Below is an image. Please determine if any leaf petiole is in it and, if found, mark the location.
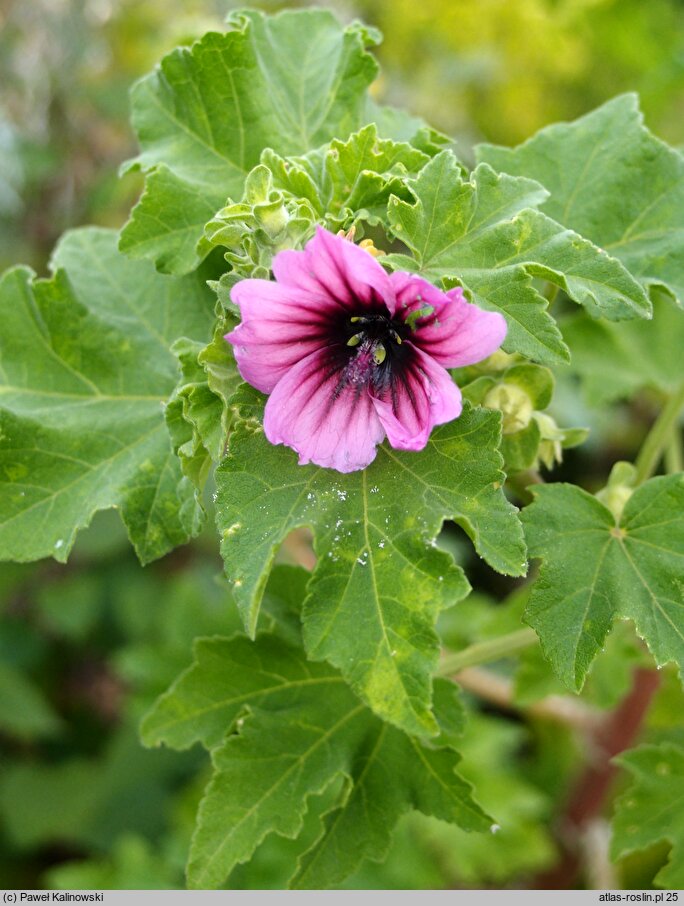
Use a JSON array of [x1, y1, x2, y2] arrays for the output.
[[437, 627, 538, 676], [633, 377, 684, 485]]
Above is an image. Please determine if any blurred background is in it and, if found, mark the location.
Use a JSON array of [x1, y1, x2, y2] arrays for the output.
[[1, 0, 684, 890]]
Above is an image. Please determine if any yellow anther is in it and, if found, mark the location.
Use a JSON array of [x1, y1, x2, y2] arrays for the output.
[[359, 238, 386, 258], [337, 225, 357, 242], [347, 333, 363, 347], [373, 344, 387, 365]]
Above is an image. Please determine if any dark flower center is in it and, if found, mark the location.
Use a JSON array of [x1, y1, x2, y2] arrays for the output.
[[334, 310, 412, 396], [344, 313, 408, 360]]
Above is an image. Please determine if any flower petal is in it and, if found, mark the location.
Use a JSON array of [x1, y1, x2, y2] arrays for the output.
[[370, 346, 462, 451], [227, 280, 334, 393], [272, 226, 393, 312], [263, 348, 385, 472], [391, 272, 507, 367]]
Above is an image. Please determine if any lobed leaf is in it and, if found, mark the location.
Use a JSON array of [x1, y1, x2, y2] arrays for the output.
[[563, 295, 684, 406], [612, 742, 684, 888], [477, 93, 683, 306], [214, 386, 525, 737], [521, 475, 684, 690], [119, 9, 381, 274], [385, 153, 649, 365], [263, 123, 431, 228], [143, 630, 489, 889], [0, 228, 214, 564], [164, 316, 241, 490]]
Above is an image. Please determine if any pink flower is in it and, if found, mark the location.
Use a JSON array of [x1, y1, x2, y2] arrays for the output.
[[225, 227, 507, 472]]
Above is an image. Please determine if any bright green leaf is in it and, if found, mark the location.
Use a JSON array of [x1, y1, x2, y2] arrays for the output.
[[201, 124, 432, 282], [477, 93, 683, 306], [612, 742, 684, 888], [0, 228, 214, 564], [264, 123, 430, 227], [385, 153, 649, 364], [119, 9, 380, 274], [165, 315, 240, 491], [522, 475, 684, 691], [215, 387, 525, 736]]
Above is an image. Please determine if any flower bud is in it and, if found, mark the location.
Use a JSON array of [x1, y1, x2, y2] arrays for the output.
[[596, 461, 636, 521], [483, 382, 533, 434], [254, 199, 290, 238]]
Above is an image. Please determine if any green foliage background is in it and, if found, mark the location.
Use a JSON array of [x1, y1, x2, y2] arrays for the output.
[[1, 0, 683, 891]]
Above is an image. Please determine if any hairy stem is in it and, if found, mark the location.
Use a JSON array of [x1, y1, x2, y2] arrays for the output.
[[454, 666, 600, 731], [634, 379, 684, 485], [438, 627, 538, 675]]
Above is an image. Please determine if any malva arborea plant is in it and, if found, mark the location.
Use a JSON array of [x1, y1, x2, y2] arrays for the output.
[[1, 6, 684, 892], [227, 226, 506, 471]]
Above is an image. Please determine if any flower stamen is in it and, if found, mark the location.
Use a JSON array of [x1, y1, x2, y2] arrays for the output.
[[373, 344, 387, 365]]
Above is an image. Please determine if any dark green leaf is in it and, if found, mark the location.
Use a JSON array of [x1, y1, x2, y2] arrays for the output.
[[522, 475, 684, 690], [612, 741, 684, 888], [0, 228, 213, 563], [215, 388, 525, 736], [142, 632, 489, 889]]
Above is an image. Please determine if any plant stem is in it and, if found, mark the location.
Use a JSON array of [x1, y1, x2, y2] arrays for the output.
[[438, 627, 538, 675], [454, 666, 599, 731], [634, 379, 684, 485], [533, 667, 661, 889], [665, 427, 683, 475]]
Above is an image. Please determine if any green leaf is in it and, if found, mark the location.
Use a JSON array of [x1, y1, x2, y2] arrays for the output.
[[119, 9, 380, 274], [522, 475, 684, 691], [385, 153, 649, 364], [165, 339, 221, 490], [0, 727, 191, 850], [45, 834, 180, 891], [477, 93, 684, 306], [375, 714, 556, 887], [289, 698, 480, 890], [144, 632, 489, 889], [363, 98, 452, 156], [264, 123, 430, 228], [0, 228, 214, 564], [215, 388, 525, 736], [141, 633, 340, 753], [563, 295, 684, 405], [514, 621, 645, 710], [0, 662, 62, 740], [612, 742, 684, 888], [200, 164, 319, 280], [201, 125, 431, 282], [501, 420, 542, 473], [165, 316, 240, 491], [118, 167, 218, 276]]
